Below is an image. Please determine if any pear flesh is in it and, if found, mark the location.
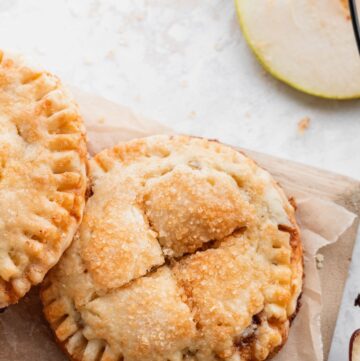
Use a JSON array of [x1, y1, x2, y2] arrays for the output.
[[236, 0, 360, 99]]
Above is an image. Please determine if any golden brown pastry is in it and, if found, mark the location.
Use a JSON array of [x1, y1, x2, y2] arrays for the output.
[[41, 135, 303, 361], [0, 50, 87, 307]]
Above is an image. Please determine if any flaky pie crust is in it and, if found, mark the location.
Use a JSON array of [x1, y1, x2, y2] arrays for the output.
[[41, 135, 303, 361], [0, 50, 87, 307]]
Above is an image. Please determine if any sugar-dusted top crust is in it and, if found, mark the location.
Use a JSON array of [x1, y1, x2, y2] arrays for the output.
[[41, 135, 302, 361], [0, 50, 87, 307]]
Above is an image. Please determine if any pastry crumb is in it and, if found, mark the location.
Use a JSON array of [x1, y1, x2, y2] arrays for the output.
[[180, 80, 188, 88], [244, 112, 251, 119], [297, 117, 310, 134], [97, 117, 106, 124], [315, 253, 324, 269], [188, 111, 197, 119], [105, 50, 115, 60], [134, 12, 145, 21]]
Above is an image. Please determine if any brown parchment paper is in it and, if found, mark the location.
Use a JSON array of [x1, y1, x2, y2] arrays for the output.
[[0, 90, 357, 361]]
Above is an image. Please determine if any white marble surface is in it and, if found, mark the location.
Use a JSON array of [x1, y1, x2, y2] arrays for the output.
[[0, 0, 359, 360], [1, 0, 360, 179]]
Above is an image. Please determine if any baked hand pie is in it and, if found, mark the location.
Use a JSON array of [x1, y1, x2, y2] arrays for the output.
[[0, 50, 87, 307], [41, 135, 303, 361]]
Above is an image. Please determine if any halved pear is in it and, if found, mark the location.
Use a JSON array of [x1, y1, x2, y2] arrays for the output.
[[235, 0, 360, 99]]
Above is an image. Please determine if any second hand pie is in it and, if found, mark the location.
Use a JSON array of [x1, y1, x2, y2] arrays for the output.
[[0, 51, 87, 307], [41, 135, 303, 361]]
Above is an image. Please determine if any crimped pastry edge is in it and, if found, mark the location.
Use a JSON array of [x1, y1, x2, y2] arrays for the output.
[[41, 135, 303, 361]]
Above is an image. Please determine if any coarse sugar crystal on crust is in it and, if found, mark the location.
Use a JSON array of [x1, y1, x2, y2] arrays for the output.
[[0, 50, 87, 307], [41, 135, 303, 361]]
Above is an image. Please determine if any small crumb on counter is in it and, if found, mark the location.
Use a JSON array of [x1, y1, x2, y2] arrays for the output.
[[188, 111, 197, 119], [315, 253, 324, 269], [97, 117, 106, 124], [244, 111, 251, 119], [298, 117, 310, 134], [105, 50, 115, 60], [134, 12, 145, 22]]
